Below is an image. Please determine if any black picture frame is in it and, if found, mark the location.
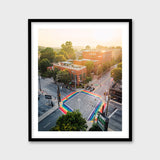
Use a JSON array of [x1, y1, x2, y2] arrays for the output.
[[28, 19, 132, 141]]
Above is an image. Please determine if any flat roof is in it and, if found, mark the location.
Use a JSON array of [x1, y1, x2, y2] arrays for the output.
[[53, 63, 86, 70]]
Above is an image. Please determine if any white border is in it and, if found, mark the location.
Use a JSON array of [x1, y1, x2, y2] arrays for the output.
[[31, 21, 130, 139]]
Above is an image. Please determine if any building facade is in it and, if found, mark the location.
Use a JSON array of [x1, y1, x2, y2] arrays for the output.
[[82, 50, 112, 64], [48, 62, 87, 86]]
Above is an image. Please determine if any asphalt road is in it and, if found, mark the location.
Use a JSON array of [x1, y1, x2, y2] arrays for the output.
[[39, 77, 73, 99], [38, 78, 73, 131], [92, 65, 122, 131], [91, 64, 117, 100], [107, 101, 122, 131], [39, 108, 62, 131]]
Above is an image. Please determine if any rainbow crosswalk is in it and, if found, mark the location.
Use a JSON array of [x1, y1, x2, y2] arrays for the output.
[[59, 90, 106, 121]]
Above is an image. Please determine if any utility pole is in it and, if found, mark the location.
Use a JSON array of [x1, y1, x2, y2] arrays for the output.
[[57, 85, 61, 106], [105, 89, 111, 116], [56, 74, 61, 107], [39, 75, 41, 91]]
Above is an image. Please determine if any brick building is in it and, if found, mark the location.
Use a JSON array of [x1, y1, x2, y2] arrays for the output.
[[82, 50, 112, 64], [48, 62, 87, 86], [73, 59, 99, 73]]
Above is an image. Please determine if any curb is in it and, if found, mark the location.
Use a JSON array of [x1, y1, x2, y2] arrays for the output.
[[38, 103, 59, 123]]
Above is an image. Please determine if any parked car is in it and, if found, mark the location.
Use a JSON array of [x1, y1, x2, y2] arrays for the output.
[[90, 87, 95, 92]]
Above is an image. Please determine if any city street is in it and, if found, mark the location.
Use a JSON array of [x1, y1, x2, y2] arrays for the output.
[[38, 78, 73, 131], [91, 65, 117, 100], [93, 71, 112, 99], [39, 109, 62, 131], [39, 77, 73, 99]]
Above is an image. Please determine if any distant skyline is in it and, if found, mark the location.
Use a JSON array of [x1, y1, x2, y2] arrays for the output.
[[38, 28, 122, 48]]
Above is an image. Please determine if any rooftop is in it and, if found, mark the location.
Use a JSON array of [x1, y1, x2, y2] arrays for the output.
[[75, 59, 98, 62], [83, 49, 112, 53], [53, 62, 86, 70]]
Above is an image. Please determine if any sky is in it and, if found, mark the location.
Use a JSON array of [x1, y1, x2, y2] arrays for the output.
[[38, 28, 122, 48]]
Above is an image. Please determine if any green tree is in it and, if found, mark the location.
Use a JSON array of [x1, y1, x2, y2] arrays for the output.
[[97, 65, 103, 75], [50, 110, 87, 131], [111, 68, 122, 82], [85, 76, 92, 83], [39, 58, 51, 74], [102, 63, 110, 73], [56, 70, 71, 84], [38, 46, 45, 52], [85, 45, 91, 50], [89, 123, 101, 131], [60, 41, 76, 60], [115, 46, 122, 49], [45, 69, 53, 78], [55, 55, 66, 62], [116, 54, 122, 63], [53, 67, 59, 81], [40, 47, 56, 63], [117, 62, 122, 68], [96, 45, 106, 50], [85, 61, 94, 76]]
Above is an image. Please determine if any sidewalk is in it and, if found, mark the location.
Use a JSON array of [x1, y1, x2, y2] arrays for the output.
[[38, 101, 59, 123]]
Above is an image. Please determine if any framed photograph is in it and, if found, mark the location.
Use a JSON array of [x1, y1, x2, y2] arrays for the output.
[[28, 19, 132, 141]]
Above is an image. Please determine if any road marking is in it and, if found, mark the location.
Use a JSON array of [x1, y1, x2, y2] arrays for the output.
[[110, 100, 122, 105], [108, 108, 118, 119], [43, 122, 51, 128]]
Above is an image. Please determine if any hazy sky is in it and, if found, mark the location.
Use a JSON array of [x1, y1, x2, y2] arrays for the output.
[[38, 28, 122, 48]]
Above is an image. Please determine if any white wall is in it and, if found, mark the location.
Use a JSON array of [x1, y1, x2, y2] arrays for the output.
[[0, 0, 160, 160]]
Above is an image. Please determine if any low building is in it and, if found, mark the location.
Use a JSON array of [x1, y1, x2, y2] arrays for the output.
[[109, 82, 122, 103], [73, 59, 99, 73], [82, 50, 112, 64], [50, 62, 87, 86]]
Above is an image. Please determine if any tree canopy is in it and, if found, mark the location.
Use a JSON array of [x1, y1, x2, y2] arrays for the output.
[[85, 76, 92, 83], [117, 62, 122, 68], [56, 69, 71, 84], [50, 110, 87, 131], [111, 68, 122, 82], [60, 41, 76, 60], [89, 123, 101, 131], [96, 45, 107, 50], [55, 55, 66, 62], [102, 63, 110, 72], [97, 65, 103, 75], [39, 58, 51, 74], [85, 61, 94, 76], [40, 47, 56, 63], [52, 67, 59, 81], [85, 45, 91, 50]]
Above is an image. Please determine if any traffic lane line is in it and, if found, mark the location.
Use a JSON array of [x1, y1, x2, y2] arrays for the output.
[[108, 108, 118, 119], [110, 100, 122, 105]]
